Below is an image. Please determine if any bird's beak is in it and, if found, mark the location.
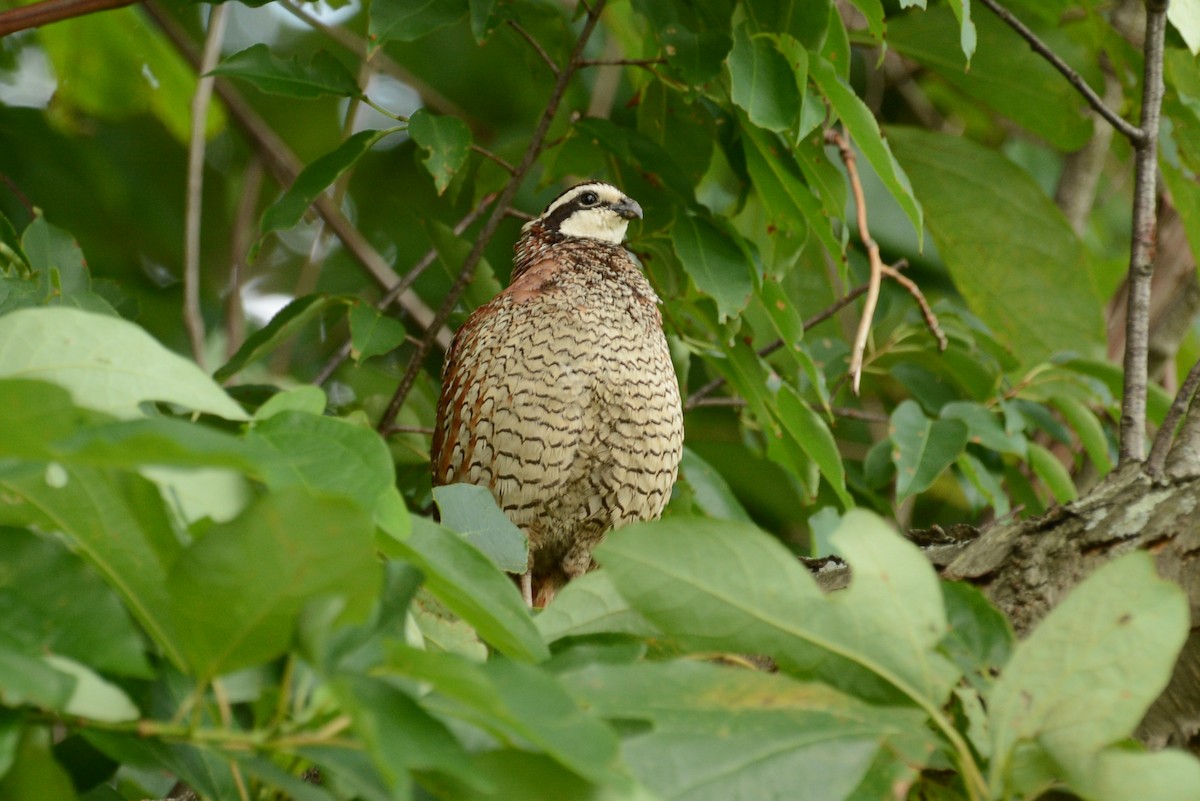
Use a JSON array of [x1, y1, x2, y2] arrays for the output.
[[612, 197, 643, 220]]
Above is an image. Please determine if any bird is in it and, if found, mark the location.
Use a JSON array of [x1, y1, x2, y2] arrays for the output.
[[431, 181, 684, 607]]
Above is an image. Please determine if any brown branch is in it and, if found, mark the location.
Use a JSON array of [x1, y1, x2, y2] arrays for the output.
[[506, 19, 561, 76], [312, 194, 496, 386], [376, 0, 610, 434], [470, 145, 516, 174], [578, 57, 667, 68], [1121, 2, 1168, 465], [880, 263, 947, 352], [225, 158, 263, 358], [1147, 358, 1200, 477], [144, 2, 449, 350], [975, 0, 1143, 144], [0, 0, 136, 36]]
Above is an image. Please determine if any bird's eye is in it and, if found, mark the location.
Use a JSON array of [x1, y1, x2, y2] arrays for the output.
[[579, 191, 599, 206]]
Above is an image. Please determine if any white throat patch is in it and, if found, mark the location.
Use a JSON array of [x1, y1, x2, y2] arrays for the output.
[[556, 208, 630, 243]]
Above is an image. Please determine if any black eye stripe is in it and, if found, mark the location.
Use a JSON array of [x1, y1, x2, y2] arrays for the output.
[[541, 194, 606, 231]]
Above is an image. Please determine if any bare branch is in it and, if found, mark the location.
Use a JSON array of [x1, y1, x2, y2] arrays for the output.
[[376, 1, 612, 433], [1121, 2, 1169, 465], [880, 263, 948, 352], [224, 158, 263, 359], [312, 194, 496, 386], [976, 0, 1143, 143], [578, 57, 666, 68], [182, 5, 229, 369], [0, 0, 136, 36], [470, 144, 516, 174], [1147, 357, 1200, 477], [506, 19, 561, 76]]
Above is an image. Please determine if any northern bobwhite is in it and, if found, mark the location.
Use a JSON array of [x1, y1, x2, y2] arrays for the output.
[[431, 181, 684, 606]]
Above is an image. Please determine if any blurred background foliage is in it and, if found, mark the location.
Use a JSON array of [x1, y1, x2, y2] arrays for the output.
[[2, 0, 1199, 543]]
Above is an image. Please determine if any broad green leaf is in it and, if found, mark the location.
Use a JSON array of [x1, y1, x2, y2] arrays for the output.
[[727, 24, 799, 132], [370, 0, 467, 46], [742, 0, 830, 49], [888, 7, 1095, 150], [0, 641, 74, 711], [889, 400, 969, 501], [957, 452, 1011, 517], [168, 488, 378, 678], [23, 215, 87, 298], [43, 655, 137, 722], [1072, 748, 1200, 801], [810, 55, 923, 244], [740, 122, 842, 257], [0, 727, 76, 801], [0, 465, 186, 668], [939, 581, 1013, 688], [0, 210, 28, 269], [661, 25, 731, 85], [408, 109, 472, 195], [847, 0, 884, 42], [208, 44, 360, 98], [597, 512, 960, 706], [432, 484, 528, 573], [774, 384, 852, 509], [332, 674, 476, 792], [215, 295, 350, 382], [260, 130, 392, 239], [535, 570, 660, 643], [348, 304, 407, 363], [383, 646, 626, 788], [671, 212, 754, 321], [940, 400, 1027, 456], [0, 528, 150, 677], [255, 385, 327, 419], [52, 418, 276, 476], [1169, 0, 1200, 55], [0, 379, 102, 460], [678, 447, 753, 524], [566, 660, 934, 801], [0, 308, 246, 420], [1026, 441, 1077, 503], [250, 410, 396, 514], [946, 0, 977, 62], [381, 518, 549, 662], [988, 553, 1189, 797], [889, 127, 1104, 368], [1049, 394, 1113, 475]]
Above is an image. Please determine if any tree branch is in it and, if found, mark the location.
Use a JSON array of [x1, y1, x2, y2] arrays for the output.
[[376, 0, 611, 434], [1121, 1, 1168, 464], [0, 0, 136, 36], [1147, 357, 1200, 477], [506, 19, 561, 76], [182, 4, 227, 370], [976, 0, 1144, 144]]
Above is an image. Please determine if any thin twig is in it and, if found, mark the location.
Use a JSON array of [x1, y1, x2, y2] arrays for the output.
[[1121, 2, 1168, 465], [975, 0, 1143, 143], [182, 4, 228, 369], [377, 0, 611, 434], [826, 129, 885, 395], [312, 194, 495, 385], [1146, 357, 1200, 477], [225, 158, 263, 358], [470, 144, 516, 174], [388, 425, 436, 435], [0, 0, 136, 35], [880, 263, 947, 352], [506, 19, 561, 76], [145, 2, 449, 349], [578, 57, 667, 68]]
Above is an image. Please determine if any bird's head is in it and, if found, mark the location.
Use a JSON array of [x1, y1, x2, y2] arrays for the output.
[[526, 181, 643, 245]]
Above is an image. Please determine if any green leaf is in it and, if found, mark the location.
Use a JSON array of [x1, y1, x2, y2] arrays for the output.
[[0, 727, 76, 801], [1170, 0, 1200, 55], [432, 484, 528, 573], [208, 44, 361, 98], [0, 308, 246, 420], [939, 581, 1013, 688], [1026, 441, 1077, 503], [0, 379, 103, 460], [1049, 394, 1114, 475], [677, 447, 753, 524], [889, 127, 1104, 367], [383, 646, 626, 788], [946, 0, 977, 62], [348, 304, 407, 363], [987, 553, 1190, 798], [597, 512, 960, 706], [740, 122, 842, 257], [168, 488, 378, 678], [408, 109, 472, 195], [255, 385, 327, 419], [51, 418, 275, 476], [566, 660, 934, 801], [250, 410, 395, 514], [888, 7, 1095, 151], [0, 465, 187, 668], [381, 518, 549, 663], [0, 528, 150, 677], [810, 55, 923, 244], [260, 130, 390, 240], [535, 570, 660, 644], [43, 655, 138, 722], [215, 295, 350, 383], [0, 642, 74, 711], [774, 384, 852, 509], [846, 0, 884, 42], [671, 212, 755, 321], [940, 400, 1027, 457], [726, 24, 799, 132], [370, 0, 467, 46], [889, 400, 969, 501]]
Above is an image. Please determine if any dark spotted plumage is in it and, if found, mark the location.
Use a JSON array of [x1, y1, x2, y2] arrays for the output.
[[431, 182, 684, 606]]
